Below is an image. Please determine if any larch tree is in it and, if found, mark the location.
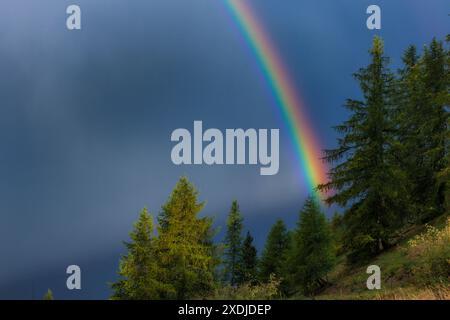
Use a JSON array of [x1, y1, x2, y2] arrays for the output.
[[318, 36, 409, 261], [156, 176, 218, 299], [110, 208, 169, 300]]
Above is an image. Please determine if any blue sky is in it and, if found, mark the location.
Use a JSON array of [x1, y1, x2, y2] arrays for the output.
[[0, 0, 448, 299]]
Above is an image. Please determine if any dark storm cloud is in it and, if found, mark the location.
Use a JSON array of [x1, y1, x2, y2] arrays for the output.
[[0, 0, 448, 298]]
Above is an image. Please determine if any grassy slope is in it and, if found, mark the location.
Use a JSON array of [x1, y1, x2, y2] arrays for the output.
[[313, 214, 449, 300]]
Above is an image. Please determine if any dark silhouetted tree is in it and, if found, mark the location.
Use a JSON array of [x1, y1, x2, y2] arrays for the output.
[[223, 201, 243, 286], [238, 231, 258, 284]]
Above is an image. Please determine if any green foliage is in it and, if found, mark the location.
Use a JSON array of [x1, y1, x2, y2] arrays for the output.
[[206, 275, 281, 300], [238, 231, 258, 284], [395, 38, 449, 222], [223, 201, 244, 286], [111, 177, 218, 300], [156, 176, 218, 299], [43, 289, 54, 300], [111, 208, 170, 300], [259, 219, 290, 283], [318, 36, 449, 260], [319, 36, 403, 256], [287, 197, 335, 295]]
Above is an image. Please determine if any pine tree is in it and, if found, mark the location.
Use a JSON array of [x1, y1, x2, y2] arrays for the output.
[[318, 36, 408, 260], [111, 208, 168, 299], [288, 197, 334, 295], [259, 219, 290, 282], [238, 231, 258, 284], [156, 176, 218, 299], [223, 201, 243, 286], [43, 289, 54, 300]]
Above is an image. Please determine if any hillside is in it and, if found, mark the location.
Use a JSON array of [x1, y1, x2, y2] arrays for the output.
[[314, 214, 450, 300]]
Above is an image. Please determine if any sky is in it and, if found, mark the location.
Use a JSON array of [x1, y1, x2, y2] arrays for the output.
[[0, 0, 448, 299]]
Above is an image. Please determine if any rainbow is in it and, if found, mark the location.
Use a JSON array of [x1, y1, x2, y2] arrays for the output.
[[223, 0, 327, 198]]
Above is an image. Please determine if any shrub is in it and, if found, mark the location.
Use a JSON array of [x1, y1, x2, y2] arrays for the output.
[[206, 275, 281, 300], [406, 217, 450, 284]]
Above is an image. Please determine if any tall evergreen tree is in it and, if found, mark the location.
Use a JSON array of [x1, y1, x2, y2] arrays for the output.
[[394, 44, 423, 221], [417, 38, 448, 218], [288, 197, 335, 295], [157, 177, 218, 299], [396, 38, 449, 221], [111, 208, 168, 300], [318, 36, 408, 260], [259, 219, 290, 282], [223, 201, 243, 286], [238, 231, 258, 284]]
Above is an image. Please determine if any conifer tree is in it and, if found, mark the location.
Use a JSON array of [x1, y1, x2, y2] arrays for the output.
[[393, 44, 422, 221], [318, 36, 408, 260], [111, 208, 168, 300], [156, 177, 218, 299], [238, 231, 258, 284], [223, 201, 243, 286], [396, 38, 449, 221], [288, 197, 334, 295], [43, 289, 54, 300], [416, 38, 448, 219], [259, 219, 290, 282]]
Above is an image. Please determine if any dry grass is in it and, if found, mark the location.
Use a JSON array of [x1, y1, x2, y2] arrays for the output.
[[375, 285, 450, 300], [316, 216, 450, 300]]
